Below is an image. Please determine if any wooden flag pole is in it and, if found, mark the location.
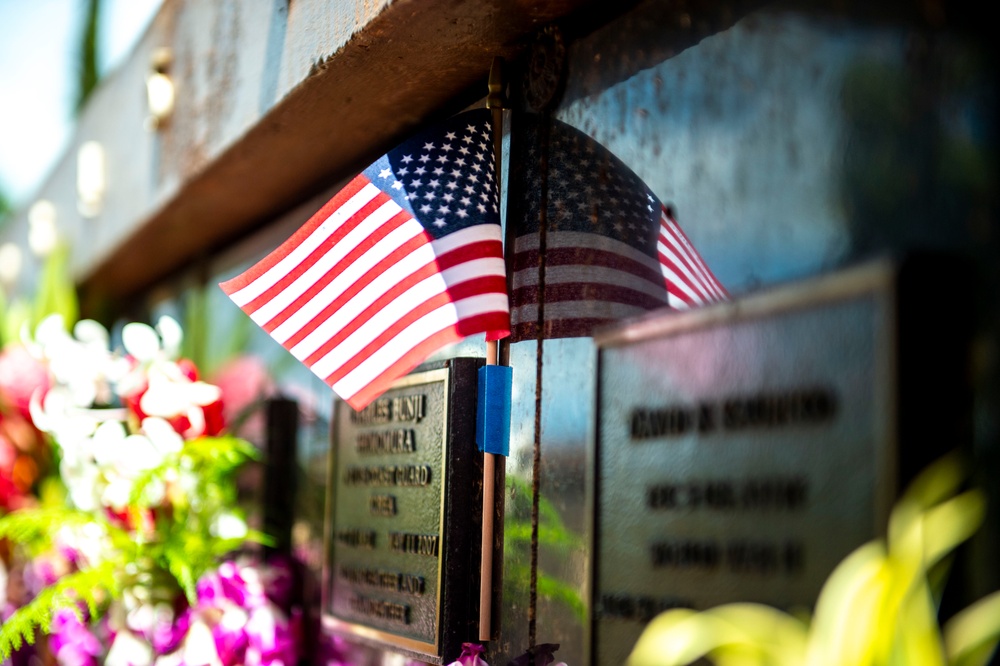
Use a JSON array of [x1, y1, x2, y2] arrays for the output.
[[480, 56, 506, 642]]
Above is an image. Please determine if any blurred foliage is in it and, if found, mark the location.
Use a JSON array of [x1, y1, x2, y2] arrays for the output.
[[505, 474, 587, 623], [627, 454, 1000, 666], [0, 186, 10, 230], [0, 244, 78, 348], [0, 436, 261, 659], [75, 0, 102, 114]]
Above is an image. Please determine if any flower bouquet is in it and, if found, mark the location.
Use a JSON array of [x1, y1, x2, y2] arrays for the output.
[[0, 314, 298, 666]]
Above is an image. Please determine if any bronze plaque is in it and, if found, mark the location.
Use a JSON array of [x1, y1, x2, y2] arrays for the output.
[[323, 358, 483, 663], [590, 261, 908, 665]]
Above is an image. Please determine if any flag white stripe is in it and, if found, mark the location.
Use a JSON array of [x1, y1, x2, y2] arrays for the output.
[[657, 239, 716, 304], [661, 214, 725, 300], [310, 258, 507, 380], [250, 198, 403, 327], [667, 293, 691, 310], [271, 217, 424, 343], [333, 292, 510, 400], [433, 223, 503, 253], [512, 264, 669, 303], [229, 183, 381, 306]]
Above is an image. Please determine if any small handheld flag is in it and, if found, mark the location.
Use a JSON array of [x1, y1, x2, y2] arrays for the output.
[[221, 110, 511, 410]]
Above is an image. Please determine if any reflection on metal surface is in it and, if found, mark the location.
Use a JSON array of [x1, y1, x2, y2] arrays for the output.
[[523, 25, 567, 113], [323, 360, 483, 664], [507, 115, 726, 343], [590, 261, 902, 665]]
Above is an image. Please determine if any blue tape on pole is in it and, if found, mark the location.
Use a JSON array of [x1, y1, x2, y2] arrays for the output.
[[476, 365, 512, 456]]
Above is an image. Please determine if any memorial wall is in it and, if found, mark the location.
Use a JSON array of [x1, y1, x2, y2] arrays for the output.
[[38, 0, 992, 664]]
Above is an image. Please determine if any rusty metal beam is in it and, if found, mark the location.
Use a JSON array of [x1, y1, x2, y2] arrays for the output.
[[79, 0, 595, 314]]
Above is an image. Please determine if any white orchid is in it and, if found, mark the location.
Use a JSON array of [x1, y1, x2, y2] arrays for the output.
[[29, 315, 124, 408]]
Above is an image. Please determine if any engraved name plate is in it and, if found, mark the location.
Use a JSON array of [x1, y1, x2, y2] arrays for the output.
[[323, 358, 483, 663], [589, 258, 966, 665]]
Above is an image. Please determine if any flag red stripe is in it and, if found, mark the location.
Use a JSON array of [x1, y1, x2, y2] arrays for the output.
[[661, 210, 728, 299], [511, 317, 617, 342], [658, 238, 716, 304], [219, 176, 370, 297], [513, 247, 662, 286], [512, 283, 666, 311], [658, 250, 716, 306], [343, 311, 508, 410], [260, 207, 411, 333], [322, 276, 509, 387], [294, 238, 504, 362], [665, 279, 698, 307]]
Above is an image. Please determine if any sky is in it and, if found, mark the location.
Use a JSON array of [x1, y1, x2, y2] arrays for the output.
[[0, 0, 162, 207]]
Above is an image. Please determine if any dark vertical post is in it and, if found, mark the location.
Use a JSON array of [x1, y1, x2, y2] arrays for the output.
[[264, 396, 299, 556]]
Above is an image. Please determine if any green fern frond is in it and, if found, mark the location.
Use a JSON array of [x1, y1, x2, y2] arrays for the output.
[[0, 560, 121, 662], [0, 508, 99, 554]]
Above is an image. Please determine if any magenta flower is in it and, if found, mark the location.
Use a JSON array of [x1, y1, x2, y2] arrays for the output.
[[150, 606, 191, 655], [49, 607, 102, 666], [259, 556, 295, 610], [244, 603, 296, 666], [208, 605, 250, 666], [197, 560, 251, 608], [448, 642, 488, 666]]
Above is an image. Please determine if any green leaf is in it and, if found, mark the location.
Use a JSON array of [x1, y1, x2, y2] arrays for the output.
[[946, 590, 1000, 666]]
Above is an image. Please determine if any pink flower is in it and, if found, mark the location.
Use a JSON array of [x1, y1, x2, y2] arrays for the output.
[[0, 345, 50, 419], [210, 356, 274, 444]]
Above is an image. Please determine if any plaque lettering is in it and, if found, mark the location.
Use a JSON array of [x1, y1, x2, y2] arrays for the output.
[[722, 388, 836, 430], [650, 538, 806, 574], [350, 398, 393, 426], [369, 494, 397, 516], [631, 407, 694, 440], [598, 593, 693, 622], [339, 565, 426, 596], [336, 529, 377, 549], [650, 540, 720, 569], [646, 477, 809, 511], [388, 532, 440, 557], [630, 389, 838, 442], [356, 429, 416, 455], [349, 596, 410, 624], [726, 539, 805, 575], [392, 394, 426, 423], [344, 464, 432, 486]]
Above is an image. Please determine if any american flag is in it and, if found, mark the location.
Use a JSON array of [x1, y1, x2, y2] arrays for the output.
[[508, 116, 727, 342], [220, 110, 510, 410]]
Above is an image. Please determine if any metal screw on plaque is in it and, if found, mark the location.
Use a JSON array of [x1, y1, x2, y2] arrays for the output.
[[523, 24, 567, 113]]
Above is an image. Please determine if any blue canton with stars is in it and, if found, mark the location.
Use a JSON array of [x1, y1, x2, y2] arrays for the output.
[[509, 115, 664, 259], [362, 109, 500, 240]]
